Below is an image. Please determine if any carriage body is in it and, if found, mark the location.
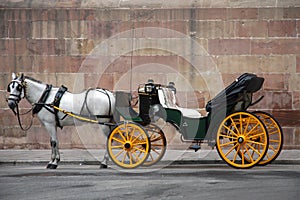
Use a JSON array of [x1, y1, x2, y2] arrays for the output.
[[109, 73, 283, 169]]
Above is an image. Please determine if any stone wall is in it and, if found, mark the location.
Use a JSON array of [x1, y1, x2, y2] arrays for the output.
[[0, 0, 300, 149]]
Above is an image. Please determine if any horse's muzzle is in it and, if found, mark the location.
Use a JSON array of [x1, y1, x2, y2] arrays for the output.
[[7, 100, 17, 115]]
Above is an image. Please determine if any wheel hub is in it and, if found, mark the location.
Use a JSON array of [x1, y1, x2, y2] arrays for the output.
[[238, 136, 245, 144], [124, 142, 131, 150]]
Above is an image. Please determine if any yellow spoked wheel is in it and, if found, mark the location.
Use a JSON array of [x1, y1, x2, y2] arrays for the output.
[[143, 124, 167, 167], [107, 122, 150, 169], [216, 112, 269, 169], [252, 111, 283, 165]]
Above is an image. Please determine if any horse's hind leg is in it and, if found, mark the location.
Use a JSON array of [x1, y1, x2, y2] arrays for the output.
[[100, 151, 109, 169], [99, 125, 111, 169]]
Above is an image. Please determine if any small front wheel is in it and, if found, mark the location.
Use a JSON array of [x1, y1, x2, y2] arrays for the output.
[[107, 122, 150, 169], [216, 112, 269, 169]]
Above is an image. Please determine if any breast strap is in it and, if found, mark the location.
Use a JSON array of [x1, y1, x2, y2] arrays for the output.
[[53, 85, 68, 129]]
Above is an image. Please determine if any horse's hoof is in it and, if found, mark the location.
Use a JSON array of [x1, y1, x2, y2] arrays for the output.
[[100, 163, 107, 169], [46, 164, 58, 169]]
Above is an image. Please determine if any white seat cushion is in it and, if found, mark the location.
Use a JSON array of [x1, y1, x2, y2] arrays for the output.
[[158, 88, 202, 118]]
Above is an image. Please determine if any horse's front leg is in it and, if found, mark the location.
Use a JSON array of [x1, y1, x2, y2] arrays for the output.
[[44, 123, 60, 169], [47, 139, 60, 169]]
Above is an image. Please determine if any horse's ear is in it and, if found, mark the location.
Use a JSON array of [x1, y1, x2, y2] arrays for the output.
[[12, 73, 16, 80], [20, 73, 24, 80]]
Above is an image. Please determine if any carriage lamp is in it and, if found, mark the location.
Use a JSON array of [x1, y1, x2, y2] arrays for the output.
[[145, 79, 155, 93], [145, 84, 153, 93]]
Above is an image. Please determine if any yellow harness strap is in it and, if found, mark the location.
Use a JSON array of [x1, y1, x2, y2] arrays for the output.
[[52, 105, 99, 124]]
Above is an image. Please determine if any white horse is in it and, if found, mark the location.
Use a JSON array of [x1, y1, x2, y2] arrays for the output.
[[7, 73, 115, 169]]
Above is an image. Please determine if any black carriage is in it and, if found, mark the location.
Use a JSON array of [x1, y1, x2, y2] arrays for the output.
[[107, 73, 283, 169]]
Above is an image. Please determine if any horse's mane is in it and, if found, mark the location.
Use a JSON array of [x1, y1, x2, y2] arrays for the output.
[[24, 76, 43, 84]]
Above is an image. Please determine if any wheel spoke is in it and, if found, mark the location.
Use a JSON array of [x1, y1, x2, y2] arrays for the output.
[[223, 124, 239, 137], [244, 123, 260, 137], [114, 149, 125, 159], [239, 114, 244, 135], [122, 152, 127, 163], [150, 135, 163, 142], [224, 143, 239, 157], [150, 148, 161, 155], [246, 143, 262, 157], [131, 132, 144, 143], [128, 152, 133, 165], [117, 130, 127, 142], [112, 136, 125, 144], [111, 145, 124, 149], [265, 152, 271, 159], [148, 153, 154, 161], [233, 145, 241, 163], [220, 140, 236, 147], [243, 117, 251, 135], [269, 139, 280, 143], [247, 140, 266, 146], [229, 117, 240, 135], [219, 133, 238, 140], [129, 127, 136, 141], [240, 145, 245, 165], [133, 146, 147, 153], [132, 140, 148, 145], [244, 147, 254, 163], [132, 151, 140, 163], [268, 145, 277, 152]]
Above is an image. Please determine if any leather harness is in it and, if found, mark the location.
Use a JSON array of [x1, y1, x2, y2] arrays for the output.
[[32, 85, 67, 129], [33, 86, 113, 129], [32, 84, 52, 115], [53, 85, 68, 128]]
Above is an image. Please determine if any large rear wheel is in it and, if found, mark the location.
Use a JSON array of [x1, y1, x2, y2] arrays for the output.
[[107, 122, 150, 169], [216, 112, 269, 169], [253, 111, 283, 165]]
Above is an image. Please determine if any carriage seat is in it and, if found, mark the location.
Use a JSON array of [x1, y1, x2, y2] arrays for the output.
[[158, 88, 202, 118]]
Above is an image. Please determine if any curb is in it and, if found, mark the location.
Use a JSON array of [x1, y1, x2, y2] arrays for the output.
[[1, 159, 300, 167]]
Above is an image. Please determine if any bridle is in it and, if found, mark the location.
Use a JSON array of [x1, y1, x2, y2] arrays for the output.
[[7, 79, 26, 104], [7, 78, 33, 131]]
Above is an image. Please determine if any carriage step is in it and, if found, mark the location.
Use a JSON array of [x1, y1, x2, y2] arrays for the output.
[[189, 144, 201, 152]]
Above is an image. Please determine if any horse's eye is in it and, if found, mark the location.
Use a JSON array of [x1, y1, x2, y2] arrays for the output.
[[7, 84, 11, 92], [17, 85, 22, 91]]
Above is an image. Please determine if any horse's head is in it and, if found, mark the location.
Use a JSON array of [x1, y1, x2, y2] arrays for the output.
[[7, 73, 26, 114]]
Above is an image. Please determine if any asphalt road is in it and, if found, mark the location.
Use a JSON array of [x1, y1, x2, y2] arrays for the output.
[[0, 164, 299, 200]]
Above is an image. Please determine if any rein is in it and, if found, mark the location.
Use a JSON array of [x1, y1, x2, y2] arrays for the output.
[[15, 104, 34, 131]]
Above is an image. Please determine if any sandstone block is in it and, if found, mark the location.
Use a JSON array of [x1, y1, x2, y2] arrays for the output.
[[235, 21, 268, 37], [251, 39, 300, 55], [263, 74, 288, 91], [288, 73, 300, 91], [227, 8, 258, 20], [283, 7, 300, 19], [208, 39, 250, 55], [258, 8, 284, 20], [268, 20, 297, 37]]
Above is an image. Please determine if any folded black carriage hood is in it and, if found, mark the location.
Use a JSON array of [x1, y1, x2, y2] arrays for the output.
[[205, 73, 264, 112]]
